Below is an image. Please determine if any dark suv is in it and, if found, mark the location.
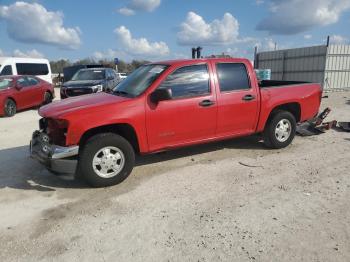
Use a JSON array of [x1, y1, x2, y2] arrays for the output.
[[60, 68, 119, 99]]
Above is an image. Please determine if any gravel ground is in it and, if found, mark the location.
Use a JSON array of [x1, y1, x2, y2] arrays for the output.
[[0, 89, 349, 262]]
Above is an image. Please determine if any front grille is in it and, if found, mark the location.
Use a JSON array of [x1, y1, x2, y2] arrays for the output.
[[66, 87, 93, 97]]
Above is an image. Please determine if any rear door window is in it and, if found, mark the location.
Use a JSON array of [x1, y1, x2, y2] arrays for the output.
[[216, 63, 250, 92], [17, 77, 29, 87], [0, 65, 13, 76], [26, 76, 40, 86], [158, 64, 210, 98]]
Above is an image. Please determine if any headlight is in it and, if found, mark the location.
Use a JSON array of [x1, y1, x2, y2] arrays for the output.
[[91, 85, 103, 92]]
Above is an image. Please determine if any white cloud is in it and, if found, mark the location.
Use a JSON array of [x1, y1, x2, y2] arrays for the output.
[[0, 1, 81, 49], [177, 12, 240, 46], [254, 38, 277, 51], [117, 7, 135, 16], [257, 0, 350, 35], [0, 49, 45, 58], [13, 49, 45, 58], [304, 34, 313, 39], [114, 26, 169, 57], [118, 0, 161, 15], [225, 47, 239, 56], [330, 34, 348, 44], [93, 49, 128, 60]]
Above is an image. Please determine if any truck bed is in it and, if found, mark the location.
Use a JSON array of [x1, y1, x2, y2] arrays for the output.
[[259, 80, 311, 88]]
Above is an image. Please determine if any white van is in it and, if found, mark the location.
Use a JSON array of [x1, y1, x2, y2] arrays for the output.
[[0, 57, 52, 83]]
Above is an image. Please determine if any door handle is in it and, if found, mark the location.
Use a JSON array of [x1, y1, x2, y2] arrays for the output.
[[242, 94, 255, 101], [199, 100, 215, 107]]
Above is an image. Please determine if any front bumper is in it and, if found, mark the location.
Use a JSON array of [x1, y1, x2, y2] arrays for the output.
[[30, 131, 79, 174]]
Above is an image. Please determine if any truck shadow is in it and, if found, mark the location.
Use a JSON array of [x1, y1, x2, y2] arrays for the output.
[[0, 146, 86, 191], [0, 135, 266, 192], [136, 135, 266, 166]]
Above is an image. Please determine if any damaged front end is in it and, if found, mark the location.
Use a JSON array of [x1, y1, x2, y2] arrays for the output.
[[30, 118, 79, 174]]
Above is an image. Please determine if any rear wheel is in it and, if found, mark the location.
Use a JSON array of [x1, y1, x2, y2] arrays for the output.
[[4, 99, 16, 117], [77, 133, 135, 187], [263, 110, 296, 149], [43, 91, 53, 105]]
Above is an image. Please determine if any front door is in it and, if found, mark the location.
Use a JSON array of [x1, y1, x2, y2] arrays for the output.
[[146, 64, 217, 152]]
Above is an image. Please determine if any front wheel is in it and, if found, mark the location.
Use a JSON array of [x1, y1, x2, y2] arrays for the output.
[[263, 110, 296, 149], [77, 133, 135, 187], [4, 99, 16, 117]]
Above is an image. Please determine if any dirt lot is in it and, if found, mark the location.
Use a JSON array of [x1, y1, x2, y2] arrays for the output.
[[0, 89, 349, 262]]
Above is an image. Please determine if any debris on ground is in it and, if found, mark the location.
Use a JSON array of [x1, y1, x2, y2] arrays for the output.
[[238, 162, 263, 168], [296, 107, 337, 136], [337, 122, 350, 132]]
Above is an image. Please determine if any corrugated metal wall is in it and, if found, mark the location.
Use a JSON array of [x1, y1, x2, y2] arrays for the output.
[[256, 45, 327, 84], [324, 45, 350, 89]]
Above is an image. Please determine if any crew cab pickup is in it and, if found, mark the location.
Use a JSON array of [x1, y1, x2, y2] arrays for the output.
[[30, 58, 322, 187]]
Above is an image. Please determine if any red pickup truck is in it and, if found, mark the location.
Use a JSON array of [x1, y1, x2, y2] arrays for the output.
[[30, 58, 322, 187]]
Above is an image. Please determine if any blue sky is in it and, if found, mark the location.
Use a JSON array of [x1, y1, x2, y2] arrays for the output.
[[0, 0, 349, 61]]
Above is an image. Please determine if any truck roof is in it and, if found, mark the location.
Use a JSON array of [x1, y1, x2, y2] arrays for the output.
[[154, 57, 252, 66]]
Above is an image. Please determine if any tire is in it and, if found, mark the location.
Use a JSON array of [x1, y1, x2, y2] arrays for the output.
[[77, 133, 135, 187], [4, 99, 16, 117], [43, 91, 53, 105], [263, 110, 296, 149]]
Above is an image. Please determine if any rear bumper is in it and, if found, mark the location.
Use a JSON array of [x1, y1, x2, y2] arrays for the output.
[[30, 131, 79, 174]]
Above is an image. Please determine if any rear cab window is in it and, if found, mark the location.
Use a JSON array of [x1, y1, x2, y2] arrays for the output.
[[158, 64, 210, 99], [216, 63, 251, 92]]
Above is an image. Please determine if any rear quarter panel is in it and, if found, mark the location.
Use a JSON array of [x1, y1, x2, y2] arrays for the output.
[[257, 83, 321, 132]]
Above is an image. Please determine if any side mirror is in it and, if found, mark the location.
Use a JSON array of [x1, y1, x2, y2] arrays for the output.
[[150, 88, 172, 103]]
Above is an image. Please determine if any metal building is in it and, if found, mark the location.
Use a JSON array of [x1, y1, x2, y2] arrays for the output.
[[255, 44, 350, 90]]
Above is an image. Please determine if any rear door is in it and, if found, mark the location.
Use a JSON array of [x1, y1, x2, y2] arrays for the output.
[[213, 62, 259, 136], [146, 63, 217, 151], [26, 77, 44, 104], [14, 77, 42, 108]]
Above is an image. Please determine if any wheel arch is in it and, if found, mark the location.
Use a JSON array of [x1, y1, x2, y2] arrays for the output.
[[6, 96, 17, 105], [79, 123, 140, 154], [264, 102, 301, 128]]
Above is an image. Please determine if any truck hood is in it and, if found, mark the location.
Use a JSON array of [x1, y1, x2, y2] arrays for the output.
[[39, 93, 129, 118], [63, 79, 104, 88]]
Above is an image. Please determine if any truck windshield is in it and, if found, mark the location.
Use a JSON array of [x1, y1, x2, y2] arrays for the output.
[[113, 64, 167, 97], [71, 69, 105, 81], [0, 78, 13, 90]]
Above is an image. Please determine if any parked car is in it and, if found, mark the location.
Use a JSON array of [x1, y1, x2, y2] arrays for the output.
[[30, 58, 322, 187], [0, 75, 54, 117], [60, 68, 119, 99], [63, 64, 104, 83], [116, 72, 128, 81], [0, 57, 52, 84]]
